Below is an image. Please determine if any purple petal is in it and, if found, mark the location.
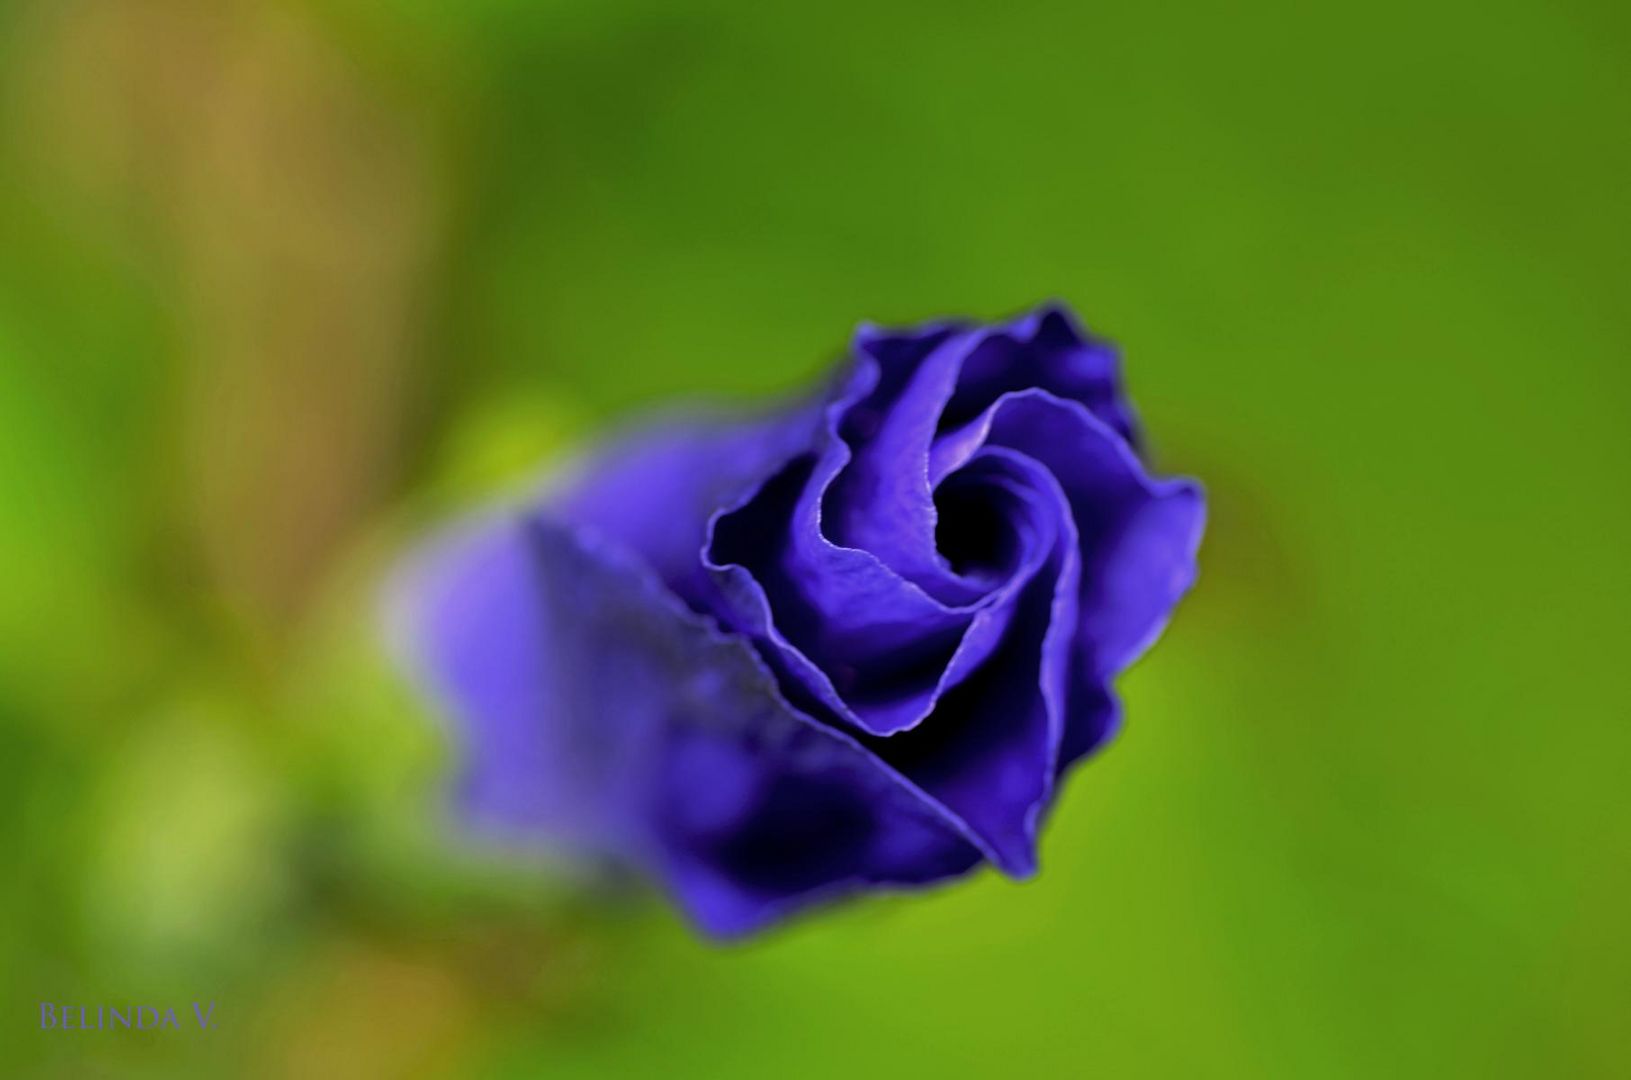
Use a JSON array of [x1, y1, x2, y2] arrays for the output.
[[939, 303, 1141, 449], [552, 404, 821, 606], [980, 393, 1204, 679], [400, 508, 985, 937], [395, 512, 648, 855], [825, 327, 991, 604], [856, 447, 1081, 874], [931, 389, 1204, 763]]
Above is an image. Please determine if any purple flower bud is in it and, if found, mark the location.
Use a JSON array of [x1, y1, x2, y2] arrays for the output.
[[400, 303, 1204, 937]]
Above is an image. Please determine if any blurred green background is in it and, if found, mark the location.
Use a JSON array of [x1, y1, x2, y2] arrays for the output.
[[1, 0, 1627, 1076]]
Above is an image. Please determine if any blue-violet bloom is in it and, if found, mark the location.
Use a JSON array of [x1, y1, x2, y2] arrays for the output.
[[400, 303, 1204, 937]]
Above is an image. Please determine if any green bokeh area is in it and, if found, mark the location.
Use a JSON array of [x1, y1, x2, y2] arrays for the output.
[[2, 0, 1627, 1076]]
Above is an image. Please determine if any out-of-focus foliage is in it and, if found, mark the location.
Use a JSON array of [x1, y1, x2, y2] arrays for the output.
[[0, 0, 1627, 1076]]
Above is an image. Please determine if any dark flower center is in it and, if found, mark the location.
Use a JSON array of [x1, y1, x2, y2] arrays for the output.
[[933, 473, 1013, 583]]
